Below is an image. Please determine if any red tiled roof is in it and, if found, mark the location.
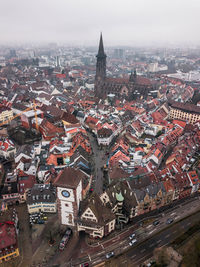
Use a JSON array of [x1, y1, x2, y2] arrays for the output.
[[169, 101, 200, 114], [173, 120, 186, 129], [187, 170, 199, 185], [0, 222, 16, 250]]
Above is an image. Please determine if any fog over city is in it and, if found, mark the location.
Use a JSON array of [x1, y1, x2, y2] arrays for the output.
[[0, 0, 200, 46]]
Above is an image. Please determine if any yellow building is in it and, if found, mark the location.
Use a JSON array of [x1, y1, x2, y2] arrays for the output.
[[168, 101, 200, 124], [0, 106, 13, 123]]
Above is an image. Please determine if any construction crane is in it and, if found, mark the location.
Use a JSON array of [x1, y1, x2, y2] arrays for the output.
[[0, 101, 39, 130]]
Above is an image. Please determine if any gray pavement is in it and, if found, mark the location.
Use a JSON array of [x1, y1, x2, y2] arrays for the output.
[[88, 133, 107, 195]]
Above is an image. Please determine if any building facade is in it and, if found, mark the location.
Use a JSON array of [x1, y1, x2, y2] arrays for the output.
[[26, 184, 57, 214], [77, 193, 116, 238], [0, 106, 13, 124], [54, 167, 83, 227], [168, 101, 200, 124], [94, 34, 155, 100]]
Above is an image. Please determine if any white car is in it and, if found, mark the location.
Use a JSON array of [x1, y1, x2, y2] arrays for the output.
[[106, 251, 114, 259], [129, 239, 137, 246], [129, 233, 136, 240]]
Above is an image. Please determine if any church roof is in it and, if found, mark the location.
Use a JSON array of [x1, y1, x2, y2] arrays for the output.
[[106, 76, 152, 86]]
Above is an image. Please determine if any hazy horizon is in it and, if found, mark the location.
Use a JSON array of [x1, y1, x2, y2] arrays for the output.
[[0, 0, 200, 47]]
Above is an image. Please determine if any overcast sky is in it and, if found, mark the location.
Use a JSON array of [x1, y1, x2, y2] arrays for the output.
[[0, 0, 200, 47]]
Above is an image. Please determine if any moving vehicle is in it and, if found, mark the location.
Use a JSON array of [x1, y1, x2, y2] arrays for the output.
[[153, 220, 160, 226], [80, 263, 89, 267], [129, 239, 137, 246], [129, 233, 136, 240], [59, 228, 72, 251], [166, 218, 173, 224], [106, 251, 114, 259]]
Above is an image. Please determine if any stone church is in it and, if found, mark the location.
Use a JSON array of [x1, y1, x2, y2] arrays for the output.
[[95, 33, 155, 100]]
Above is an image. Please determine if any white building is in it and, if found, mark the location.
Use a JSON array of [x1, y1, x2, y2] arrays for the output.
[[26, 184, 57, 214], [54, 167, 84, 227]]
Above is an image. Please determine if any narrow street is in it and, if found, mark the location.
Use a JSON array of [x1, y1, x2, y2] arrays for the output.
[[88, 132, 107, 195]]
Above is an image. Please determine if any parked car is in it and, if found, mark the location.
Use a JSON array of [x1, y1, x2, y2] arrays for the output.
[[37, 219, 45, 224], [129, 239, 137, 246], [166, 218, 173, 224], [129, 233, 136, 240], [80, 263, 89, 267], [106, 251, 114, 259], [153, 220, 160, 226]]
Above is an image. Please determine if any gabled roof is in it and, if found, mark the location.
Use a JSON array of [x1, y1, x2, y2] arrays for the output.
[[53, 167, 84, 188], [109, 167, 130, 181], [79, 192, 115, 225]]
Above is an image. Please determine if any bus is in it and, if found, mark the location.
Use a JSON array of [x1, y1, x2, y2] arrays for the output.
[[59, 228, 72, 251]]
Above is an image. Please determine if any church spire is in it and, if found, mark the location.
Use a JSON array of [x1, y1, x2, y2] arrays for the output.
[[97, 32, 105, 57], [95, 33, 107, 97]]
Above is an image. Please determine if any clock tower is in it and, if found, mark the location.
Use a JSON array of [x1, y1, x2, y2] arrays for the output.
[[54, 167, 83, 227]]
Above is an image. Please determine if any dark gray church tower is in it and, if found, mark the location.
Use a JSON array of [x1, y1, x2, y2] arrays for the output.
[[95, 33, 106, 97]]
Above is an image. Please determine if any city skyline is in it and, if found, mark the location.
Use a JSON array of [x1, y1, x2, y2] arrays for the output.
[[0, 0, 200, 47]]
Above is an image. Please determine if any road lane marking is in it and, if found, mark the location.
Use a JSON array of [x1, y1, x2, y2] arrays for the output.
[[157, 240, 162, 244], [131, 254, 136, 259], [187, 222, 191, 226], [92, 259, 102, 264], [165, 234, 170, 238], [133, 253, 153, 264], [173, 230, 177, 234], [148, 230, 155, 235], [149, 243, 155, 247], [140, 249, 146, 253], [147, 225, 152, 229]]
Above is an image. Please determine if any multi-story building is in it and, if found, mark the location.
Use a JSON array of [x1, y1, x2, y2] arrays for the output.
[[26, 184, 57, 214], [0, 138, 16, 159], [0, 209, 19, 264], [0, 106, 13, 123], [94, 34, 155, 100], [77, 193, 116, 238], [168, 101, 200, 124], [54, 167, 84, 227]]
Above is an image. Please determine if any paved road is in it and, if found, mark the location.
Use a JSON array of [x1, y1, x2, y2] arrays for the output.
[[66, 196, 200, 266], [127, 211, 200, 266], [88, 133, 107, 195]]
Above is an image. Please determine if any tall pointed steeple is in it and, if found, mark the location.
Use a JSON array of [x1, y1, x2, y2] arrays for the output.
[[97, 32, 105, 57], [95, 33, 107, 98], [95, 33, 107, 83]]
